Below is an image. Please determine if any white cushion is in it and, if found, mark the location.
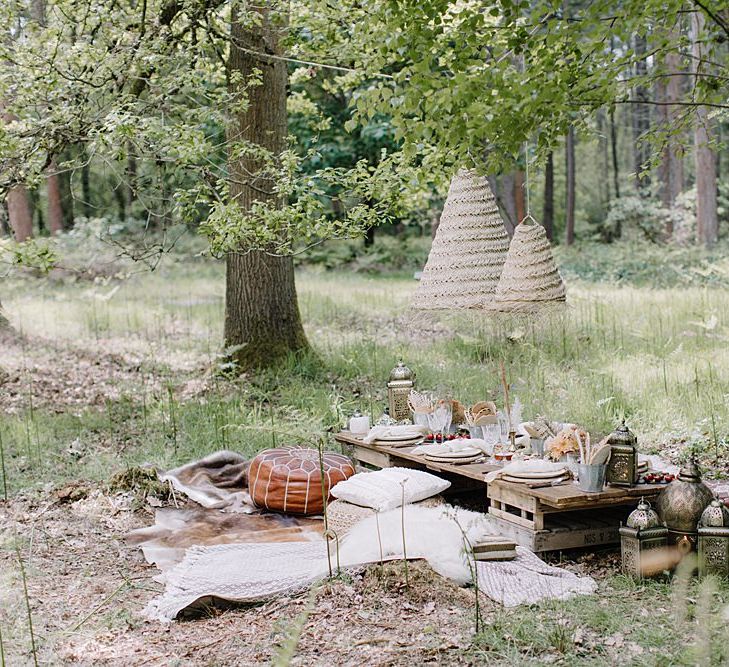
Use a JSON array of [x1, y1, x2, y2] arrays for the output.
[[330, 467, 450, 512]]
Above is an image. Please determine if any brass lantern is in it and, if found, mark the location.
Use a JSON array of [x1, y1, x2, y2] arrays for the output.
[[387, 361, 415, 422], [698, 499, 729, 578], [656, 459, 714, 554], [619, 498, 669, 578], [605, 420, 638, 487]]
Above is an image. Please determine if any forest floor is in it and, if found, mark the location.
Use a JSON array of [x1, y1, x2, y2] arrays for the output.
[[2, 254, 729, 665]]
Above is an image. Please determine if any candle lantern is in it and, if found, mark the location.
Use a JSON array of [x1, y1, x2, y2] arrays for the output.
[[386, 361, 415, 422], [605, 420, 638, 487], [698, 499, 729, 578], [656, 459, 714, 554], [619, 498, 668, 578]]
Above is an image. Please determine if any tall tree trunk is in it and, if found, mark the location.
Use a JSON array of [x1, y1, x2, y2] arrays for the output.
[[542, 151, 554, 241], [224, 1, 308, 370], [632, 34, 651, 194], [81, 151, 92, 218], [58, 158, 74, 228], [691, 12, 718, 247], [597, 110, 610, 204], [565, 127, 576, 245], [47, 160, 64, 235], [656, 42, 684, 238], [487, 174, 516, 237], [7, 186, 33, 241], [514, 169, 525, 224], [609, 107, 621, 199]]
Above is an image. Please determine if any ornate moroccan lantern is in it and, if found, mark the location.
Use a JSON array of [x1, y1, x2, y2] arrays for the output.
[[605, 420, 638, 487], [387, 361, 415, 422], [655, 459, 714, 554], [698, 499, 729, 578], [619, 498, 668, 578]]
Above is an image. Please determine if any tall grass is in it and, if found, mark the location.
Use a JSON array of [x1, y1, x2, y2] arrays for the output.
[[0, 262, 727, 495]]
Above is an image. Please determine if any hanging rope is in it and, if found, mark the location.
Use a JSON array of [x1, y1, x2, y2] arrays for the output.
[[521, 141, 536, 225]]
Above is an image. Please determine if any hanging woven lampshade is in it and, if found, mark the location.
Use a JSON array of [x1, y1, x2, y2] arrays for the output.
[[492, 220, 566, 312], [412, 169, 510, 310]]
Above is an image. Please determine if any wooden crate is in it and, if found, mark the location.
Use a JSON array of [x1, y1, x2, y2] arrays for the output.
[[488, 479, 662, 552]]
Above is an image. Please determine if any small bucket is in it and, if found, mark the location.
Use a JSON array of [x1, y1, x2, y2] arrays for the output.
[[577, 463, 606, 493]]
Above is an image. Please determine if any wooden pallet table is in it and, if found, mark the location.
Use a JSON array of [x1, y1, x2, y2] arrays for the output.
[[334, 431, 501, 492], [487, 480, 662, 552], [333, 431, 664, 552]]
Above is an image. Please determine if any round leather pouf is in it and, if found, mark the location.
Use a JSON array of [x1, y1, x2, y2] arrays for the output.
[[248, 447, 355, 515]]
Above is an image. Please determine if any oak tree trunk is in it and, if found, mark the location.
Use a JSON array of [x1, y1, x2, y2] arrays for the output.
[[542, 151, 554, 241], [565, 127, 576, 245], [224, 2, 308, 370], [691, 12, 718, 247]]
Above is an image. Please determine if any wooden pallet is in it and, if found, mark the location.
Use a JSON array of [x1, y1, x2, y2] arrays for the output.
[[333, 431, 663, 552], [488, 479, 661, 551]]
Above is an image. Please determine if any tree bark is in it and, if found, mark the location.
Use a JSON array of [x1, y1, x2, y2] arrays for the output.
[[691, 12, 718, 247], [565, 127, 576, 245], [487, 174, 516, 237], [632, 34, 651, 194], [609, 107, 620, 199], [224, 1, 308, 370], [514, 169, 525, 224], [7, 186, 33, 241], [656, 42, 684, 236], [47, 161, 64, 235], [542, 151, 554, 241], [81, 150, 92, 218]]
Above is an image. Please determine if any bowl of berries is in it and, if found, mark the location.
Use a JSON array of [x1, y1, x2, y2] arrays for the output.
[[640, 471, 675, 485]]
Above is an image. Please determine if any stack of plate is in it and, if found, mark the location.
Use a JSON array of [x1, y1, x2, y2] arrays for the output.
[[501, 467, 569, 484], [424, 447, 483, 464], [374, 431, 424, 446]]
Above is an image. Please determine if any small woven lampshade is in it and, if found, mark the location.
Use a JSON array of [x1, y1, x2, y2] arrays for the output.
[[493, 220, 566, 312], [412, 169, 510, 310]]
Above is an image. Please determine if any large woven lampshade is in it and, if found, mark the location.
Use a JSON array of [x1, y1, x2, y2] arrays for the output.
[[493, 220, 566, 312], [412, 169, 510, 310]]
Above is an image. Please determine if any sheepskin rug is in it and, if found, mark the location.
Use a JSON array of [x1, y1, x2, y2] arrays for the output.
[[336, 504, 496, 585]]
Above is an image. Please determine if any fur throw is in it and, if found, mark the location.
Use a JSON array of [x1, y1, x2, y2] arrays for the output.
[[336, 504, 496, 585]]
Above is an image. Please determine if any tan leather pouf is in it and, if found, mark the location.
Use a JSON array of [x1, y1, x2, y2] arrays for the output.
[[248, 447, 355, 515]]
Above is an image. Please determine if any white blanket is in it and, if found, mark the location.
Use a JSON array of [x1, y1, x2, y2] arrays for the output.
[[142, 505, 596, 622]]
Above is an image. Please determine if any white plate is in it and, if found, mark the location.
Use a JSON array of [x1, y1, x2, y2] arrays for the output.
[[423, 447, 481, 459], [425, 454, 483, 464], [502, 474, 567, 484], [506, 467, 568, 480], [376, 432, 424, 441]]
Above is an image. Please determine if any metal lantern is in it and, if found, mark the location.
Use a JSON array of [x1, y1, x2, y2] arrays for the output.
[[619, 498, 668, 578], [605, 420, 638, 487], [386, 361, 415, 422], [698, 499, 729, 578], [656, 459, 714, 554]]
